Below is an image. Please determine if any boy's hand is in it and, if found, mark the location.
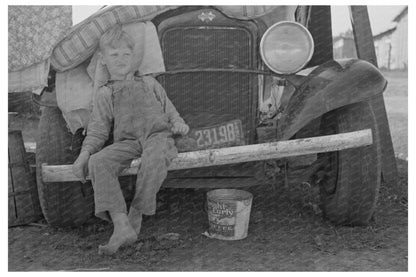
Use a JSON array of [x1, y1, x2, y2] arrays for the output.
[[72, 151, 90, 183], [171, 122, 190, 136]]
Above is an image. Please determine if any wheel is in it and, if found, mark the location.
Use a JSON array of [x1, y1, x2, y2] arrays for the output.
[[317, 101, 381, 226], [36, 107, 94, 227]]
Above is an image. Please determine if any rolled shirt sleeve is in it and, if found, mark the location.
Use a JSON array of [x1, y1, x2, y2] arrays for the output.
[[81, 86, 113, 155]]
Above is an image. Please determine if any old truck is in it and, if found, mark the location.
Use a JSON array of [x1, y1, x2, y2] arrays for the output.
[[35, 5, 398, 228]]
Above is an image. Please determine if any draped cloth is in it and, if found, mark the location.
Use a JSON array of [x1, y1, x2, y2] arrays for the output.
[[8, 60, 50, 94], [8, 6, 72, 93], [8, 5, 72, 71]]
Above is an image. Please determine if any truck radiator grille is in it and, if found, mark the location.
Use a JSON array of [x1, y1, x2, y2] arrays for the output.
[[158, 26, 257, 179], [159, 27, 255, 144]]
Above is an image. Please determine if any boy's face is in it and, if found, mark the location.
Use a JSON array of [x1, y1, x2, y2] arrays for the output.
[[101, 43, 134, 80]]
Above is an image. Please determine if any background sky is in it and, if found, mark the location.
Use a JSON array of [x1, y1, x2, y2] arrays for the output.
[[332, 5, 405, 36], [72, 5, 102, 25], [72, 5, 407, 37]]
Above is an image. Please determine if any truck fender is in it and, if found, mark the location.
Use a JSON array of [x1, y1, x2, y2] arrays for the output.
[[279, 59, 387, 140]]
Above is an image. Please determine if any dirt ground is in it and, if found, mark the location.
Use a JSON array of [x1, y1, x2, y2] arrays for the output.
[[8, 72, 408, 271]]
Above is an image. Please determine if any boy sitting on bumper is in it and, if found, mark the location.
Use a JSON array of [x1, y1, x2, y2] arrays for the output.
[[72, 25, 189, 255]]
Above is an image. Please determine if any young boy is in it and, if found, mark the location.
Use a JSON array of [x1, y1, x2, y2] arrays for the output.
[[72, 25, 189, 255]]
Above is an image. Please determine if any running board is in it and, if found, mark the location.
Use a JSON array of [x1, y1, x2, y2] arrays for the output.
[[41, 129, 372, 183]]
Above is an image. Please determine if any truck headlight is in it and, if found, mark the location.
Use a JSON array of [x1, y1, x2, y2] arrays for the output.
[[260, 21, 314, 74]]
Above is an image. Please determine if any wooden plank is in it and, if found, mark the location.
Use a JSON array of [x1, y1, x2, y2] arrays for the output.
[[349, 6, 399, 186], [8, 153, 14, 194], [305, 5, 333, 68], [349, 6, 378, 66], [8, 131, 30, 223], [8, 131, 42, 226], [8, 167, 17, 224], [15, 193, 36, 222], [42, 129, 373, 183]]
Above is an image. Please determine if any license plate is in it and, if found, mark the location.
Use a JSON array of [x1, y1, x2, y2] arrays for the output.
[[175, 119, 245, 152]]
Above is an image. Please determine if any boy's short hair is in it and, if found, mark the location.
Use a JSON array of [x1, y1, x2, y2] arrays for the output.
[[99, 24, 135, 52]]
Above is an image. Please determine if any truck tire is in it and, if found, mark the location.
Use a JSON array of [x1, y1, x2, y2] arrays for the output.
[[317, 101, 381, 225], [36, 107, 94, 227]]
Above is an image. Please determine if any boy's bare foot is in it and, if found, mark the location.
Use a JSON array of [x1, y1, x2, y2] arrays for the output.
[[98, 212, 137, 255], [128, 207, 143, 235]]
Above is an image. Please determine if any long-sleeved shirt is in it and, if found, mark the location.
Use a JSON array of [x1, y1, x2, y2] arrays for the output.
[[81, 75, 185, 155]]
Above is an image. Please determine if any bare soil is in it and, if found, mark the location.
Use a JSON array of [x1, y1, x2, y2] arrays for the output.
[[8, 72, 408, 271]]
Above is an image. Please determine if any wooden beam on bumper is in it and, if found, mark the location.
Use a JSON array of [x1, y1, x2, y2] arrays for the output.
[[42, 129, 372, 183]]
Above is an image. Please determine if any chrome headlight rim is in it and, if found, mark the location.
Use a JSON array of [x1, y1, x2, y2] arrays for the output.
[[260, 21, 315, 75]]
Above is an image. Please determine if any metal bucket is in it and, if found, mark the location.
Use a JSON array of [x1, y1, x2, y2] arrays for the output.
[[207, 189, 253, 240]]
